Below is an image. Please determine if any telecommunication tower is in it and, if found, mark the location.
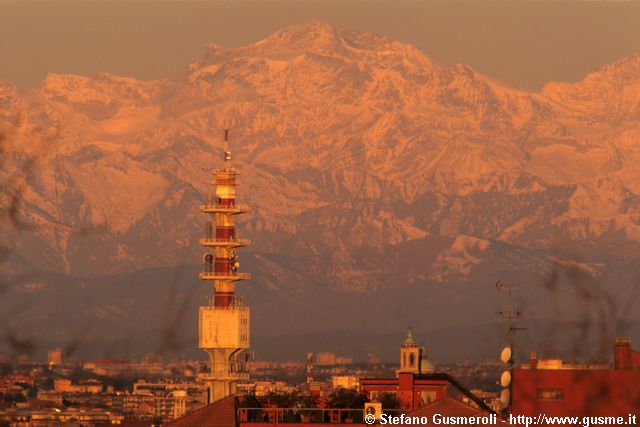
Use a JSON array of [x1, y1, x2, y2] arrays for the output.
[[198, 128, 252, 403]]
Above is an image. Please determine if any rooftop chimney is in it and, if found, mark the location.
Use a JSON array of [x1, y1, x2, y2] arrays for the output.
[[530, 351, 538, 369], [614, 338, 632, 370]]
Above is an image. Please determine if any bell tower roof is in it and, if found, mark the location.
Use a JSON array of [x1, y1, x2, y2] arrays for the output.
[[403, 327, 417, 347]]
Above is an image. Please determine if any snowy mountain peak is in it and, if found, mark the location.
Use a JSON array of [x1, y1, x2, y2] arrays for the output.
[[262, 20, 345, 50], [3, 24, 640, 353], [2, 24, 640, 294], [197, 21, 434, 71], [541, 52, 640, 121], [597, 53, 640, 83]]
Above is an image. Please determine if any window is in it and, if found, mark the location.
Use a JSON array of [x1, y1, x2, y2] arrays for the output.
[[536, 389, 564, 400], [420, 391, 436, 405]]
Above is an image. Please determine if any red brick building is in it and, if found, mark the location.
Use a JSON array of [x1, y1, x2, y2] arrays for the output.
[[511, 338, 640, 416], [360, 329, 492, 414]]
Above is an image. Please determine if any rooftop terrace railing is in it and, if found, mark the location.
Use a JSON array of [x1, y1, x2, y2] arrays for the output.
[[238, 408, 402, 424]]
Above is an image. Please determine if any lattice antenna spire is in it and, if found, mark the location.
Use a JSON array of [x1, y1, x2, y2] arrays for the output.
[[223, 119, 231, 168]]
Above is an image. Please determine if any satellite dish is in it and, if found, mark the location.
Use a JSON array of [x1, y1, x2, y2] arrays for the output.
[[500, 389, 510, 406], [500, 370, 512, 388], [500, 347, 512, 364]]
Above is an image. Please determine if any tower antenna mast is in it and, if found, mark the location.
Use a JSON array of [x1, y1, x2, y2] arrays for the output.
[[223, 119, 232, 169], [496, 280, 538, 412], [198, 125, 251, 403], [496, 280, 534, 368]]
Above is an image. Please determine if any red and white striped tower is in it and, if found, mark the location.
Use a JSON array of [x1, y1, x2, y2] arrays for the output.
[[198, 128, 251, 403]]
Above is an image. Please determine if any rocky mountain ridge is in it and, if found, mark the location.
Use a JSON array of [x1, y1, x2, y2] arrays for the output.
[[1, 21, 639, 358]]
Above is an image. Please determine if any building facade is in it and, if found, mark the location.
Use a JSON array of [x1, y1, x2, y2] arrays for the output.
[[360, 329, 490, 413], [511, 338, 640, 416]]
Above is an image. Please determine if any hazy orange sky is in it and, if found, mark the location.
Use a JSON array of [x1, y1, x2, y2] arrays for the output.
[[0, 0, 639, 91]]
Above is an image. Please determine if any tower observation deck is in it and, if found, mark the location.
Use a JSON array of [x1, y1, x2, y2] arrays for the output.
[[198, 128, 251, 403]]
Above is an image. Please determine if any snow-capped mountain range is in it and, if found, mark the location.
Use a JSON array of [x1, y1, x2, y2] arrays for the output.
[[1, 22, 639, 360]]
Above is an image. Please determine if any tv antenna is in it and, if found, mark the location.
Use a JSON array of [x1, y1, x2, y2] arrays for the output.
[[495, 280, 536, 368], [496, 280, 538, 411]]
